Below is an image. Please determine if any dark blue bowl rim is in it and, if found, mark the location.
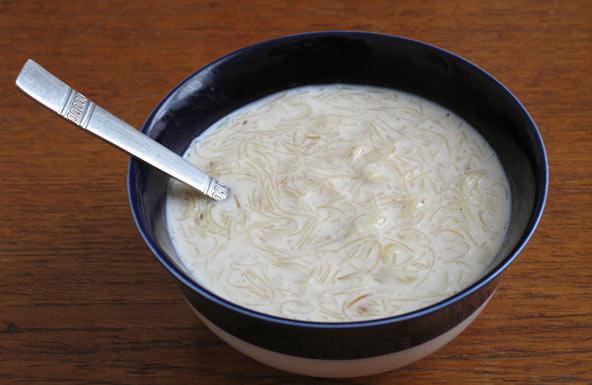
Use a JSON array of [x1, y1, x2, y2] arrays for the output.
[[127, 31, 549, 329]]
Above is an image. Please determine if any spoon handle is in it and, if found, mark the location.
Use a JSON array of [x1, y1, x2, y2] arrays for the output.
[[15, 59, 229, 202]]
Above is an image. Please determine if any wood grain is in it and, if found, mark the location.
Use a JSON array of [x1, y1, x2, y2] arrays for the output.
[[1, 1, 591, 384]]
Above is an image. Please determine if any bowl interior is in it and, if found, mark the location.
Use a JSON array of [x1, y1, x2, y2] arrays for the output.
[[129, 32, 547, 317]]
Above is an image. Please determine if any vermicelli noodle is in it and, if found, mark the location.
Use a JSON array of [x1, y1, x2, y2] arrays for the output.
[[166, 85, 511, 322]]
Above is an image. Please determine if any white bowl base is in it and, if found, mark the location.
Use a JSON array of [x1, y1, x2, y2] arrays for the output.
[[186, 293, 492, 378]]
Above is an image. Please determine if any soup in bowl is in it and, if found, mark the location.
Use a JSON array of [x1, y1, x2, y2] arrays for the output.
[[128, 31, 547, 377]]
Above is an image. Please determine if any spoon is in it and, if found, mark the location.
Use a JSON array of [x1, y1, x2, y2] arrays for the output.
[[15, 59, 229, 202]]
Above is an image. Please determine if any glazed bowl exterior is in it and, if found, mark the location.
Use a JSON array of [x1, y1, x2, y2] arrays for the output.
[[128, 31, 547, 377]]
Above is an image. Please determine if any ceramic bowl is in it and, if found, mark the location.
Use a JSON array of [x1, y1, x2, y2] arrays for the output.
[[128, 31, 548, 377]]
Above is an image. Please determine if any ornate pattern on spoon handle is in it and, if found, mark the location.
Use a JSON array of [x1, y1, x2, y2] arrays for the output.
[[60, 89, 96, 128]]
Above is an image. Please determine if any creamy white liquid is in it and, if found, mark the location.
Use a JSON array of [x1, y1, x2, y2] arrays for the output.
[[166, 85, 511, 322]]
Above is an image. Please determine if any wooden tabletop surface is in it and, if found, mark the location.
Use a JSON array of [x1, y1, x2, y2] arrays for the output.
[[1, 1, 591, 384]]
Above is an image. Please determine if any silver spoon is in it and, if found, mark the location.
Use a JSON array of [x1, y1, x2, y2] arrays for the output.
[[15, 59, 229, 202]]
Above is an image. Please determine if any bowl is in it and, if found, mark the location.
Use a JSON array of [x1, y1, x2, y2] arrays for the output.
[[128, 31, 548, 377]]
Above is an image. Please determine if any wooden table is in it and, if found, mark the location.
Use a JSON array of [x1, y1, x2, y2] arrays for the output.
[[1, 1, 590, 384]]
